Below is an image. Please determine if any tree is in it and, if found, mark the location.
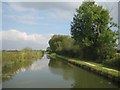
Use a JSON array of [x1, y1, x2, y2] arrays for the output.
[[46, 47, 52, 53], [48, 35, 80, 57], [71, 1, 118, 61], [22, 47, 32, 51]]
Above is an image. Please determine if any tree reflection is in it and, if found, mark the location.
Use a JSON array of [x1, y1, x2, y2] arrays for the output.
[[48, 58, 74, 80], [48, 57, 118, 88]]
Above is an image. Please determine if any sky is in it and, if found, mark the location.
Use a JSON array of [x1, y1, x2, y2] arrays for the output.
[[1, 0, 119, 50]]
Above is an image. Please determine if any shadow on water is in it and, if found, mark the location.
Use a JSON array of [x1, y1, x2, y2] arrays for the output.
[[48, 56, 119, 88]]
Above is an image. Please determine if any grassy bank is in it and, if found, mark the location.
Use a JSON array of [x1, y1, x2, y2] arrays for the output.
[[49, 53, 120, 83], [2, 50, 44, 66], [2, 50, 44, 81]]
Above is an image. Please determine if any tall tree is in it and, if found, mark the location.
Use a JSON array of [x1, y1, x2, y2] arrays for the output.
[[71, 1, 118, 61]]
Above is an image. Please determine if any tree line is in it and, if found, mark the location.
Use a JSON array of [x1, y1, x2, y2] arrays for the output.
[[47, 1, 119, 69]]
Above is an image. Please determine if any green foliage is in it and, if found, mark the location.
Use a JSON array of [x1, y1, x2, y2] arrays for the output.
[[102, 54, 120, 70], [71, 1, 118, 61], [48, 35, 80, 57], [49, 53, 57, 58], [2, 50, 44, 81], [49, 35, 70, 52], [46, 47, 52, 53], [48, 1, 119, 70], [22, 47, 32, 51], [2, 50, 44, 67]]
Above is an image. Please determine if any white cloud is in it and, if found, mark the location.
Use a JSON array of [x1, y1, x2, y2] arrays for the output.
[[6, 2, 118, 21], [1, 29, 53, 50], [8, 2, 28, 12], [48, 10, 74, 20], [6, 15, 42, 25], [8, 2, 81, 12], [4, 2, 80, 24], [1, 29, 52, 43], [5, 2, 81, 20]]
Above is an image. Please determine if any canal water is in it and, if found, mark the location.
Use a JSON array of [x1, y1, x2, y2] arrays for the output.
[[2, 54, 118, 88]]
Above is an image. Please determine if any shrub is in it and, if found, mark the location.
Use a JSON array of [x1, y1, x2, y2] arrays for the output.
[[103, 55, 120, 70]]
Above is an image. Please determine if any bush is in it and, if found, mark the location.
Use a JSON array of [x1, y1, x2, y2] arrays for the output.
[[50, 53, 56, 57], [103, 55, 120, 70]]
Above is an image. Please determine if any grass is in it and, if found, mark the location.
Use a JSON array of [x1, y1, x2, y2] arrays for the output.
[[49, 53, 120, 81], [2, 50, 44, 81], [2, 50, 44, 66]]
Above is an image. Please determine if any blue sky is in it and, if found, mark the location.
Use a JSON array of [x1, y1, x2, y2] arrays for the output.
[[1, 1, 119, 50], [2, 2, 76, 35]]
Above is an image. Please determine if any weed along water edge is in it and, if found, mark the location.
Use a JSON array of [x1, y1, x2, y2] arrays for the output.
[[2, 54, 119, 88], [2, 50, 44, 82]]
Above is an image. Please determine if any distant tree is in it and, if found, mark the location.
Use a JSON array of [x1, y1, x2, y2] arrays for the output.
[[48, 35, 80, 57], [22, 47, 32, 51], [71, 1, 118, 61]]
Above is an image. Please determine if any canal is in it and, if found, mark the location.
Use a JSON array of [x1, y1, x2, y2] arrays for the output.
[[2, 54, 118, 88]]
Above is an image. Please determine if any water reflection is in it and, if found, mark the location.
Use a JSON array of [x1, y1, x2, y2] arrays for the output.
[[48, 58, 74, 81], [29, 55, 49, 71], [16, 68, 26, 74], [2, 54, 44, 82], [2, 54, 118, 88], [30, 62, 45, 71], [48, 57, 118, 88]]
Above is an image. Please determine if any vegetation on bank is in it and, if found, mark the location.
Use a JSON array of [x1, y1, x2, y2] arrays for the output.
[[2, 48, 44, 81], [71, 1, 118, 61], [47, 1, 120, 70], [47, 34, 120, 70], [102, 53, 120, 70], [2, 49, 44, 66], [49, 53, 120, 82], [47, 35, 80, 57]]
